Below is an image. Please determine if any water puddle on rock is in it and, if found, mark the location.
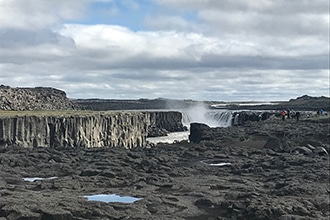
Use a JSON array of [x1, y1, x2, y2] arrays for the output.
[[23, 177, 58, 182], [200, 160, 232, 167], [84, 194, 142, 203]]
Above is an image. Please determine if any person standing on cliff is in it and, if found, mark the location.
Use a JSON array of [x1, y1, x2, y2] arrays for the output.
[[295, 111, 301, 122], [281, 110, 286, 121], [287, 109, 291, 119]]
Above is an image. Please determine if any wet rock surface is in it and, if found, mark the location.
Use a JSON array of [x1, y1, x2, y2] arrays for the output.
[[0, 117, 329, 219]]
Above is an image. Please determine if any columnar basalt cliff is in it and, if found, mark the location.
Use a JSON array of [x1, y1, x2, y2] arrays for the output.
[[0, 113, 149, 148], [146, 111, 187, 137], [0, 111, 186, 148]]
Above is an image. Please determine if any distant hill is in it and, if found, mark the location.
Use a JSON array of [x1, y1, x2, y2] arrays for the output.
[[0, 85, 77, 111], [0, 85, 328, 111], [74, 98, 201, 110], [75, 95, 329, 111], [208, 95, 329, 111], [274, 95, 329, 111]]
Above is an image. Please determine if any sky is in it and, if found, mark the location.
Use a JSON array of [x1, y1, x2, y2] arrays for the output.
[[0, 0, 329, 101]]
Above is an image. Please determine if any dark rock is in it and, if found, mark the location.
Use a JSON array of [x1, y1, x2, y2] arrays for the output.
[[79, 169, 101, 176], [147, 126, 168, 137], [0, 110, 328, 219], [189, 123, 211, 143], [315, 147, 329, 156], [0, 111, 187, 148], [195, 198, 214, 208], [0, 86, 77, 110], [264, 137, 284, 152], [231, 111, 271, 126]]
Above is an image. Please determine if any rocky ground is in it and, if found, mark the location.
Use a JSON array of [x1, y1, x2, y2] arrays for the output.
[[0, 115, 329, 220]]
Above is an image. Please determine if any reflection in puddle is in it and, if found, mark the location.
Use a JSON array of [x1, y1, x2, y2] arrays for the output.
[[84, 194, 142, 203], [200, 160, 232, 167], [23, 177, 58, 182]]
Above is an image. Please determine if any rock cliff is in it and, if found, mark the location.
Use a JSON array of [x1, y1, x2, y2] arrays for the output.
[[189, 116, 330, 154], [147, 111, 187, 137], [0, 111, 186, 148], [0, 85, 77, 110]]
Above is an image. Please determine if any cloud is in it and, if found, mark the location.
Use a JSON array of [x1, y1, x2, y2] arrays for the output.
[[154, 0, 328, 14], [144, 15, 194, 32], [56, 24, 328, 71], [0, 0, 328, 101], [0, 28, 74, 48], [0, 0, 90, 29]]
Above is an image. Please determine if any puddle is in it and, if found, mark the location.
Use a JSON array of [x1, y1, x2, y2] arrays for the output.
[[84, 194, 142, 203], [200, 160, 232, 167], [207, 162, 232, 167], [23, 177, 58, 182]]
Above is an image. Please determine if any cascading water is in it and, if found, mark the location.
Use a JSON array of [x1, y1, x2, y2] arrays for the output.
[[210, 111, 233, 127], [147, 105, 233, 144], [181, 107, 233, 128]]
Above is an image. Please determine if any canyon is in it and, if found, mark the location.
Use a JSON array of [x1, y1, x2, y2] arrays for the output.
[[0, 86, 187, 148], [0, 111, 186, 148], [0, 86, 329, 219]]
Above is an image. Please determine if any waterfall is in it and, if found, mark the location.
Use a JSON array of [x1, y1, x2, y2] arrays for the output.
[[181, 108, 232, 128], [147, 107, 233, 144]]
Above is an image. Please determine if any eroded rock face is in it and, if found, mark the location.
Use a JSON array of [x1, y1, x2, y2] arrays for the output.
[[0, 85, 77, 110], [147, 111, 187, 137], [0, 113, 147, 148], [0, 111, 186, 148], [231, 111, 271, 126]]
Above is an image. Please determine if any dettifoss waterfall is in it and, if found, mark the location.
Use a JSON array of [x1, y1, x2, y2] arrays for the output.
[[147, 108, 233, 144], [181, 109, 233, 128]]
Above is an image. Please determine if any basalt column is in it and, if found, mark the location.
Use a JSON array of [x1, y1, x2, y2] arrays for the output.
[[0, 113, 148, 148]]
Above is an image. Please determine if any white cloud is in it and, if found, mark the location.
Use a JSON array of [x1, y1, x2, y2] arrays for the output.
[[0, 0, 328, 101], [152, 0, 329, 43], [59, 24, 328, 67]]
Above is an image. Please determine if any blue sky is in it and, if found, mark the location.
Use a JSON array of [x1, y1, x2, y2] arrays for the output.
[[76, 0, 155, 30], [0, 0, 329, 101], [75, 0, 200, 31]]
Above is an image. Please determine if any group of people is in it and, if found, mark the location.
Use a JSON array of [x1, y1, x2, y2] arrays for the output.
[[316, 109, 324, 115], [281, 109, 301, 122]]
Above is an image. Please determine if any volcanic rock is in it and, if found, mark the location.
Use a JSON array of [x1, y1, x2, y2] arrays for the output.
[[0, 111, 186, 148], [0, 85, 77, 110], [0, 115, 328, 219]]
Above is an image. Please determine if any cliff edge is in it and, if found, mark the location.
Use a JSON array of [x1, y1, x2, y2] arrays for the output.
[[0, 85, 77, 110]]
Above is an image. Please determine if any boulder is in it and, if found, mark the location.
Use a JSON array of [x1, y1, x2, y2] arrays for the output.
[[189, 123, 211, 143], [263, 137, 284, 152]]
